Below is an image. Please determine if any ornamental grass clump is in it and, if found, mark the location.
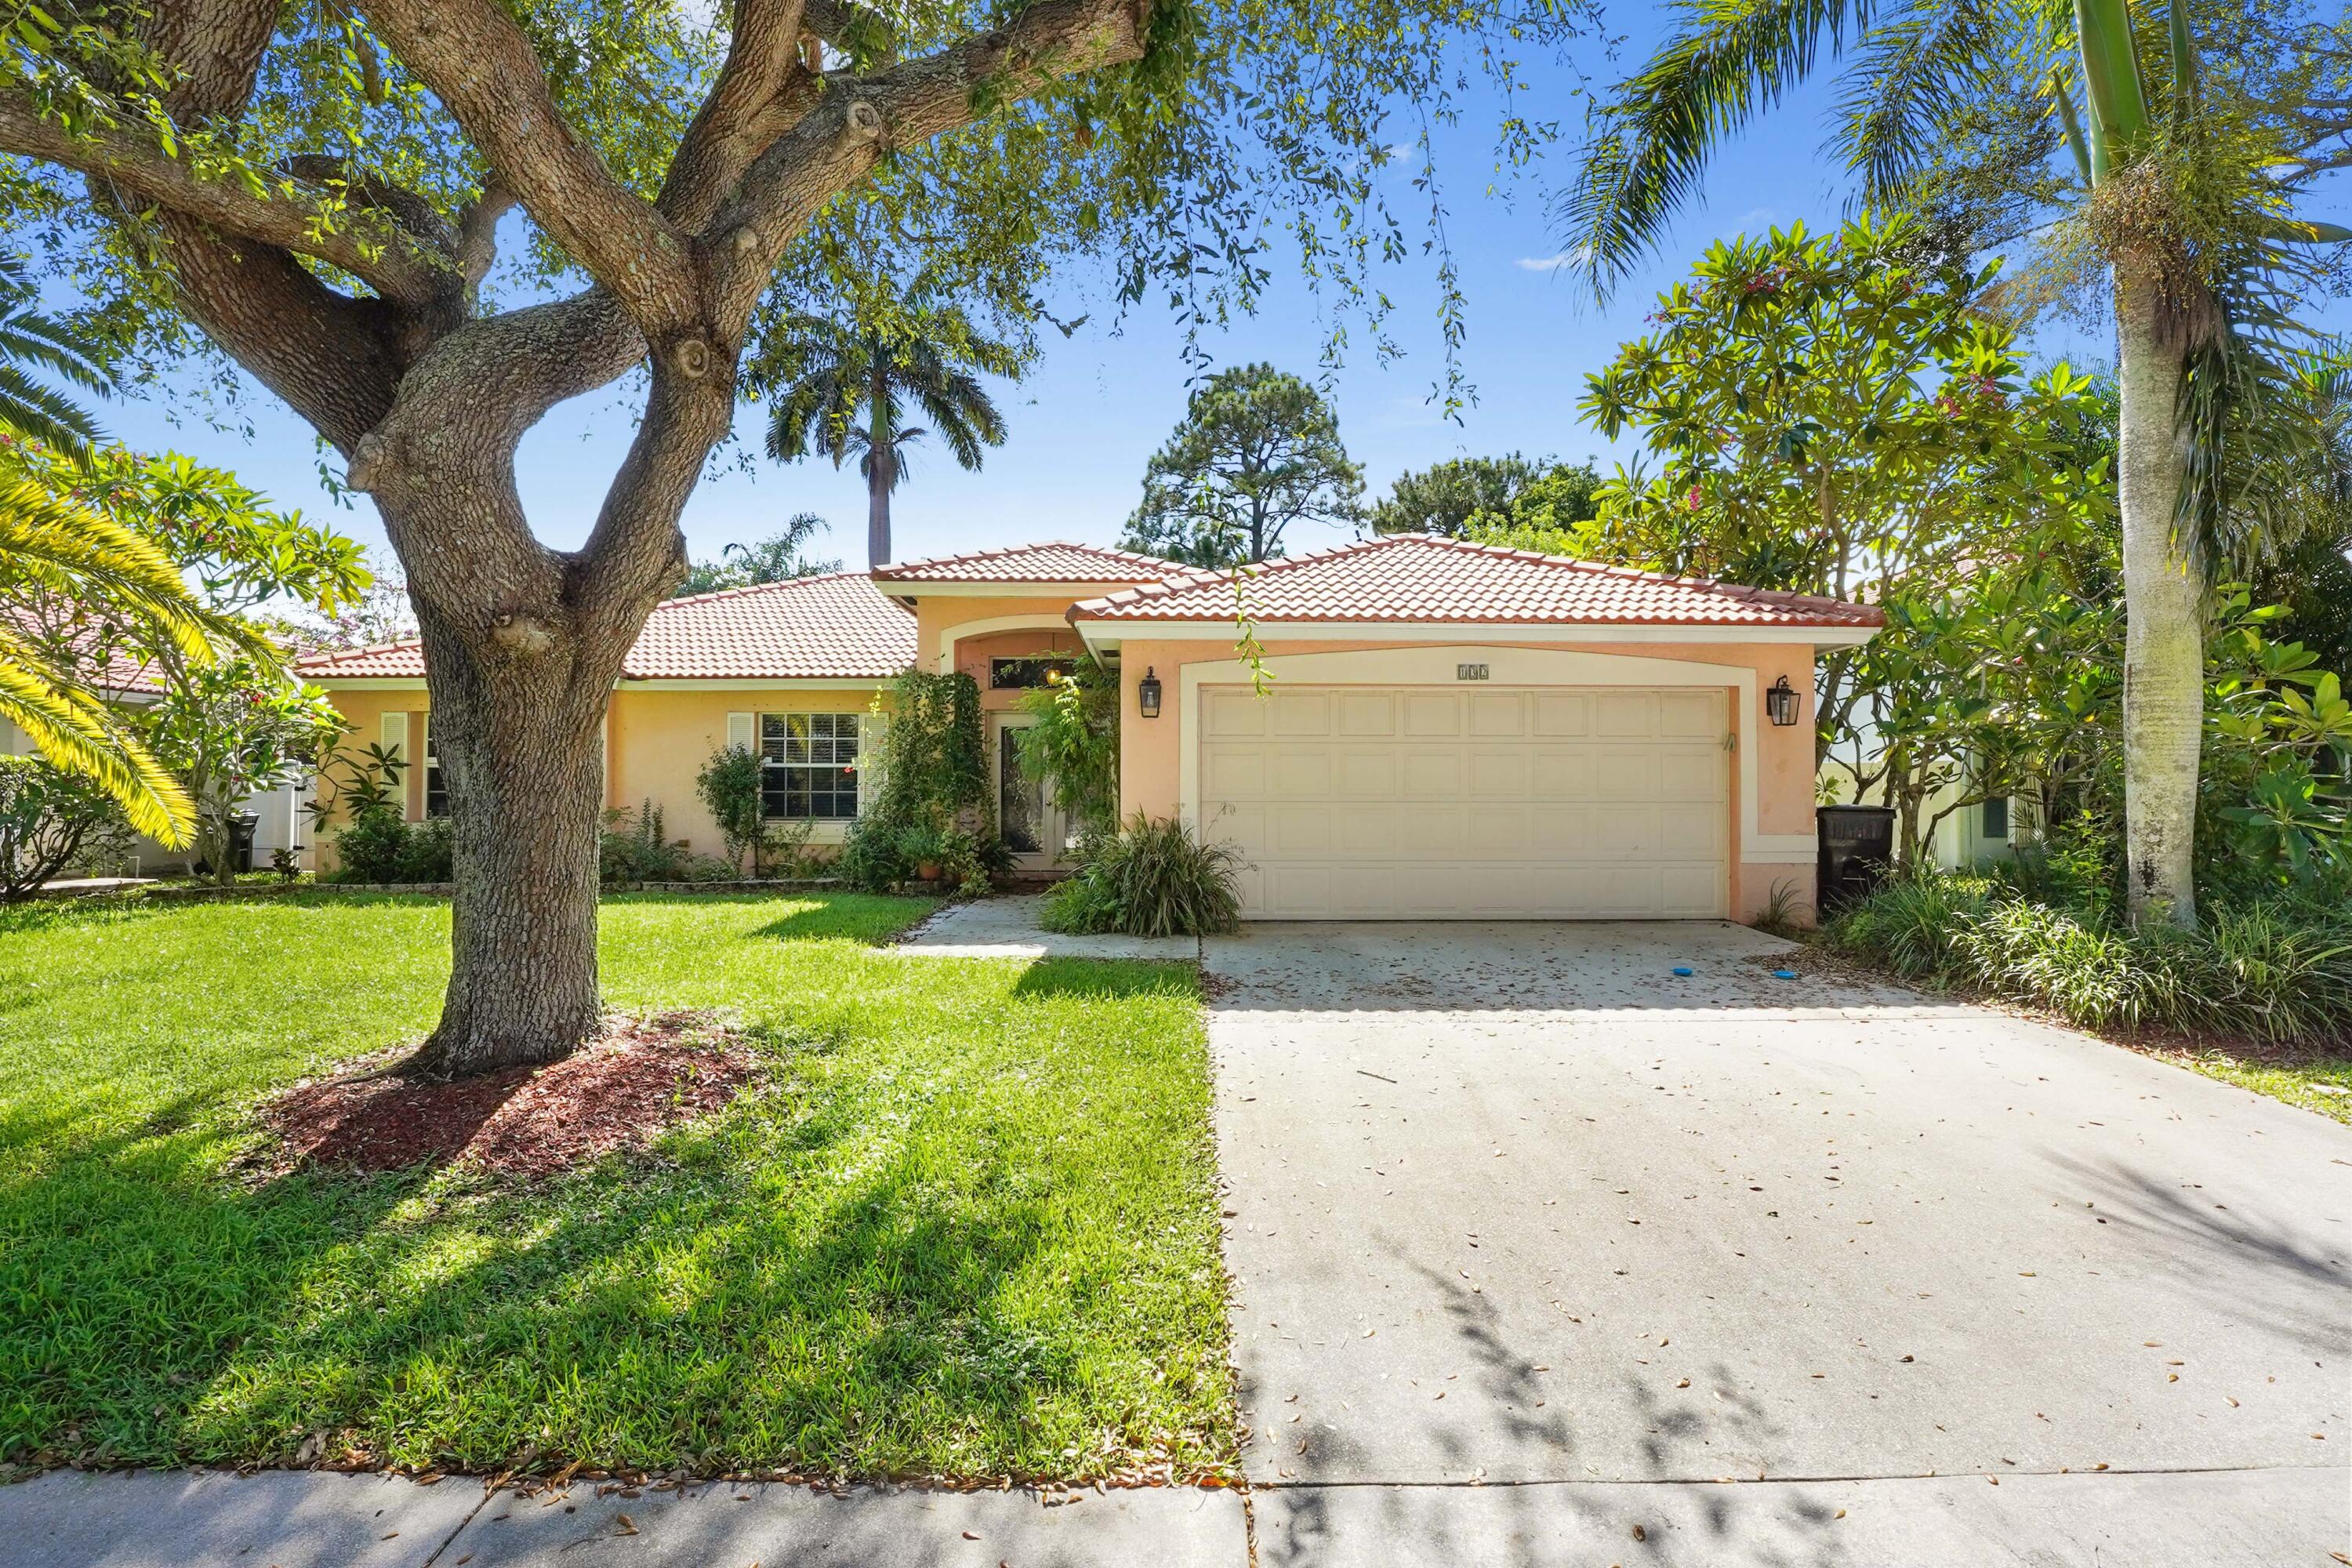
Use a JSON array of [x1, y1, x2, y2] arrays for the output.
[[1828, 873, 2352, 1049], [1040, 815, 1243, 938]]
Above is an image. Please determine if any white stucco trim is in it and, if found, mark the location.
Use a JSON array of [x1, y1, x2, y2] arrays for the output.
[[933, 613, 1087, 673], [618, 677, 893, 691], [890, 579, 1156, 598], [318, 677, 896, 694], [1174, 643, 1817, 864], [1080, 619, 1876, 652]]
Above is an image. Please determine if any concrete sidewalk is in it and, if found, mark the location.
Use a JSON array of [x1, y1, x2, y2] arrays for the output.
[[890, 894, 1198, 960], [0, 1468, 1247, 1568]]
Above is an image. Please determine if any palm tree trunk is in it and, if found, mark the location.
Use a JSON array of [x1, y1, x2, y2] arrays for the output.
[[2114, 252, 2203, 927], [867, 362, 894, 568]]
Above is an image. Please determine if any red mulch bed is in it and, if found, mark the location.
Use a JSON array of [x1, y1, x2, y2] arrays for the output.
[[260, 1011, 759, 1181]]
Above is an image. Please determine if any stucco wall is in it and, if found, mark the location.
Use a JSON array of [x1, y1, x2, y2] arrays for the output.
[[310, 682, 892, 869], [1105, 634, 1824, 924]]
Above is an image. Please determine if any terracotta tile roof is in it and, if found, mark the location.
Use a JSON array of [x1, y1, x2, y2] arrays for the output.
[[873, 540, 1192, 584], [2, 604, 167, 696], [294, 572, 917, 682], [1067, 535, 1885, 629]]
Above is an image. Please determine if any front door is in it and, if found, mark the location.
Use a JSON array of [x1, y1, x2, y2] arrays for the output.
[[994, 714, 1071, 870]]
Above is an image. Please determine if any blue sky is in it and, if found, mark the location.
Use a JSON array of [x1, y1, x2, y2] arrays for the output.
[[101, 18, 2121, 575]]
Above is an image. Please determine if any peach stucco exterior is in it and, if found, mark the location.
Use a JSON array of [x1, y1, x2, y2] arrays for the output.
[[1102, 634, 1822, 923], [303, 546, 1859, 923]]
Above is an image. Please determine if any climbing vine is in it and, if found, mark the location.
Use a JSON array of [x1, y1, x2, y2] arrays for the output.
[[842, 669, 1003, 892]]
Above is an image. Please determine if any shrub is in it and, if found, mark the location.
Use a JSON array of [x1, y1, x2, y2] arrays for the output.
[[1040, 815, 1242, 938], [394, 816, 456, 883], [695, 743, 765, 876], [600, 800, 695, 884], [332, 804, 412, 884], [1828, 870, 2352, 1048], [0, 757, 134, 900]]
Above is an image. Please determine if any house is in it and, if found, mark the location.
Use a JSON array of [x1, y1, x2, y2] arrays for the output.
[[0, 622, 306, 877], [296, 535, 1882, 921]]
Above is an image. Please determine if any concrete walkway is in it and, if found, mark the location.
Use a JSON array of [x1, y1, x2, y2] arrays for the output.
[[1207, 920, 2352, 1564], [0, 1468, 1246, 1567], [891, 894, 1198, 960]]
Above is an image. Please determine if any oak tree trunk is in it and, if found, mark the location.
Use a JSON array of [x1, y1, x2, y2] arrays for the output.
[[2114, 252, 2204, 928], [401, 595, 612, 1076]]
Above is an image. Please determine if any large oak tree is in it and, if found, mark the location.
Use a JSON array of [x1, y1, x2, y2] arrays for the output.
[[0, 0, 1592, 1073]]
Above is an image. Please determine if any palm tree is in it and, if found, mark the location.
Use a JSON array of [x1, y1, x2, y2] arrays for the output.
[[0, 460, 251, 844], [0, 257, 224, 845], [748, 304, 1017, 567], [1556, 0, 2350, 927], [0, 256, 107, 456]]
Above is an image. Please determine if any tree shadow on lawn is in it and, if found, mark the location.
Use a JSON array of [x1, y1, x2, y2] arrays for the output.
[[2, 1059, 1147, 1479], [739, 894, 939, 946]]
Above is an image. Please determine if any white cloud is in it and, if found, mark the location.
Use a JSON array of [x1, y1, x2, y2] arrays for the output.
[[1514, 252, 1574, 273]]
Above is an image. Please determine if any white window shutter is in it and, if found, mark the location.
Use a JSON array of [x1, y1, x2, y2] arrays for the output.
[[727, 711, 755, 753], [857, 711, 884, 816], [379, 710, 412, 821]]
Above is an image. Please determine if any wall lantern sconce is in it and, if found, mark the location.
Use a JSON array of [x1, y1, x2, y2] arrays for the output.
[[1765, 674, 1801, 728], [1137, 667, 1163, 719]]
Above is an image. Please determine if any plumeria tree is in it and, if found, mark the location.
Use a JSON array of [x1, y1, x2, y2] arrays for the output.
[[0, 0, 1599, 1073], [1557, 0, 2352, 926]]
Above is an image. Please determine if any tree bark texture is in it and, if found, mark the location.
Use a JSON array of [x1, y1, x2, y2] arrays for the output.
[[2113, 252, 2204, 927]]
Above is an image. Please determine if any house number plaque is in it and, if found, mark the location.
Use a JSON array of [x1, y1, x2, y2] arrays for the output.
[[1456, 663, 1490, 681]]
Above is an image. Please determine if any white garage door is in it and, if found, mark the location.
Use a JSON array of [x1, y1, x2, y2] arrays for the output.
[[1199, 684, 1730, 919]]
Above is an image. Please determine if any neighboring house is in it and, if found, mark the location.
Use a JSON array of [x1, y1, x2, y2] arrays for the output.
[[0, 627, 304, 877], [1817, 717, 2026, 871], [296, 535, 1882, 922]]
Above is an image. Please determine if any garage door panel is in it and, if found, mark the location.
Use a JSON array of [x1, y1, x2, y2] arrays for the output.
[[1269, 805, 1335, 855], [1592, 746, 1663, 800], [1595, 691, 1654, 738], [1203, 688, 1265, 738], [1401, 693, 1461, 736], [1533, 692, 1592, 736], [1532, 747, 1597, 800], [1270, 689, 1332, 736], [1269, 749, 1333, 797], [1400, 750, 1464, 798], [1203, 746, 1267, 800], [1468, 692, 1526, 736], [1335, 691, 1396, 736], [1655, 743, 1729, 801], [1468, 746, 1533, 798], [1659, 689, 1724, 739], [1199, 684, 1728, 919], [1333, 746, 1399, 798]]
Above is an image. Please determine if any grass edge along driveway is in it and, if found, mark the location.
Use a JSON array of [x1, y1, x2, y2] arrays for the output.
[[0, 892, 1235, 1483]]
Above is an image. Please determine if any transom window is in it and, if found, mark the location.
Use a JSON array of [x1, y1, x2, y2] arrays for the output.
[[423, 727, 448, 819], [989, 655, 1078, 690], [761, 713, 860, 819]]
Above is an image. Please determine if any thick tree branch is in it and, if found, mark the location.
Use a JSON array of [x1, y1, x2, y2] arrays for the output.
[[360, 0, 699, 334], [0, 95, 446, 304], [707, 0, 1151, 330], [456, 179, 517, 292], [659, 0, 814, 229]]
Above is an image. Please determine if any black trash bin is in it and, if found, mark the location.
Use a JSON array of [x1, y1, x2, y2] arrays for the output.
[[1817, 804, 1896, 913], [227, 811, 262, 873]]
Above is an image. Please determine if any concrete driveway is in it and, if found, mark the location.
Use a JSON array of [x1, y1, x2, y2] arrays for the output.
[[1206, 921, 2351, 1566]]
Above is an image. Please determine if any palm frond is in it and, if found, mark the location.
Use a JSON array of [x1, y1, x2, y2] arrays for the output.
[[1838, 0, 2005, 205], [1555, 0, 1870, 296], [0, 642, 191, 843]]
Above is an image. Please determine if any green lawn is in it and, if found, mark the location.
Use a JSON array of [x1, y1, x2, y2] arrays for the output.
[[0, 893, 1232, 1480], [2159, 1047, 2352, 1127]]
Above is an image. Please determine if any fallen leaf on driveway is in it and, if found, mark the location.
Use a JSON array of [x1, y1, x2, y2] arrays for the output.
[[615, 1515, 637, 1537]]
